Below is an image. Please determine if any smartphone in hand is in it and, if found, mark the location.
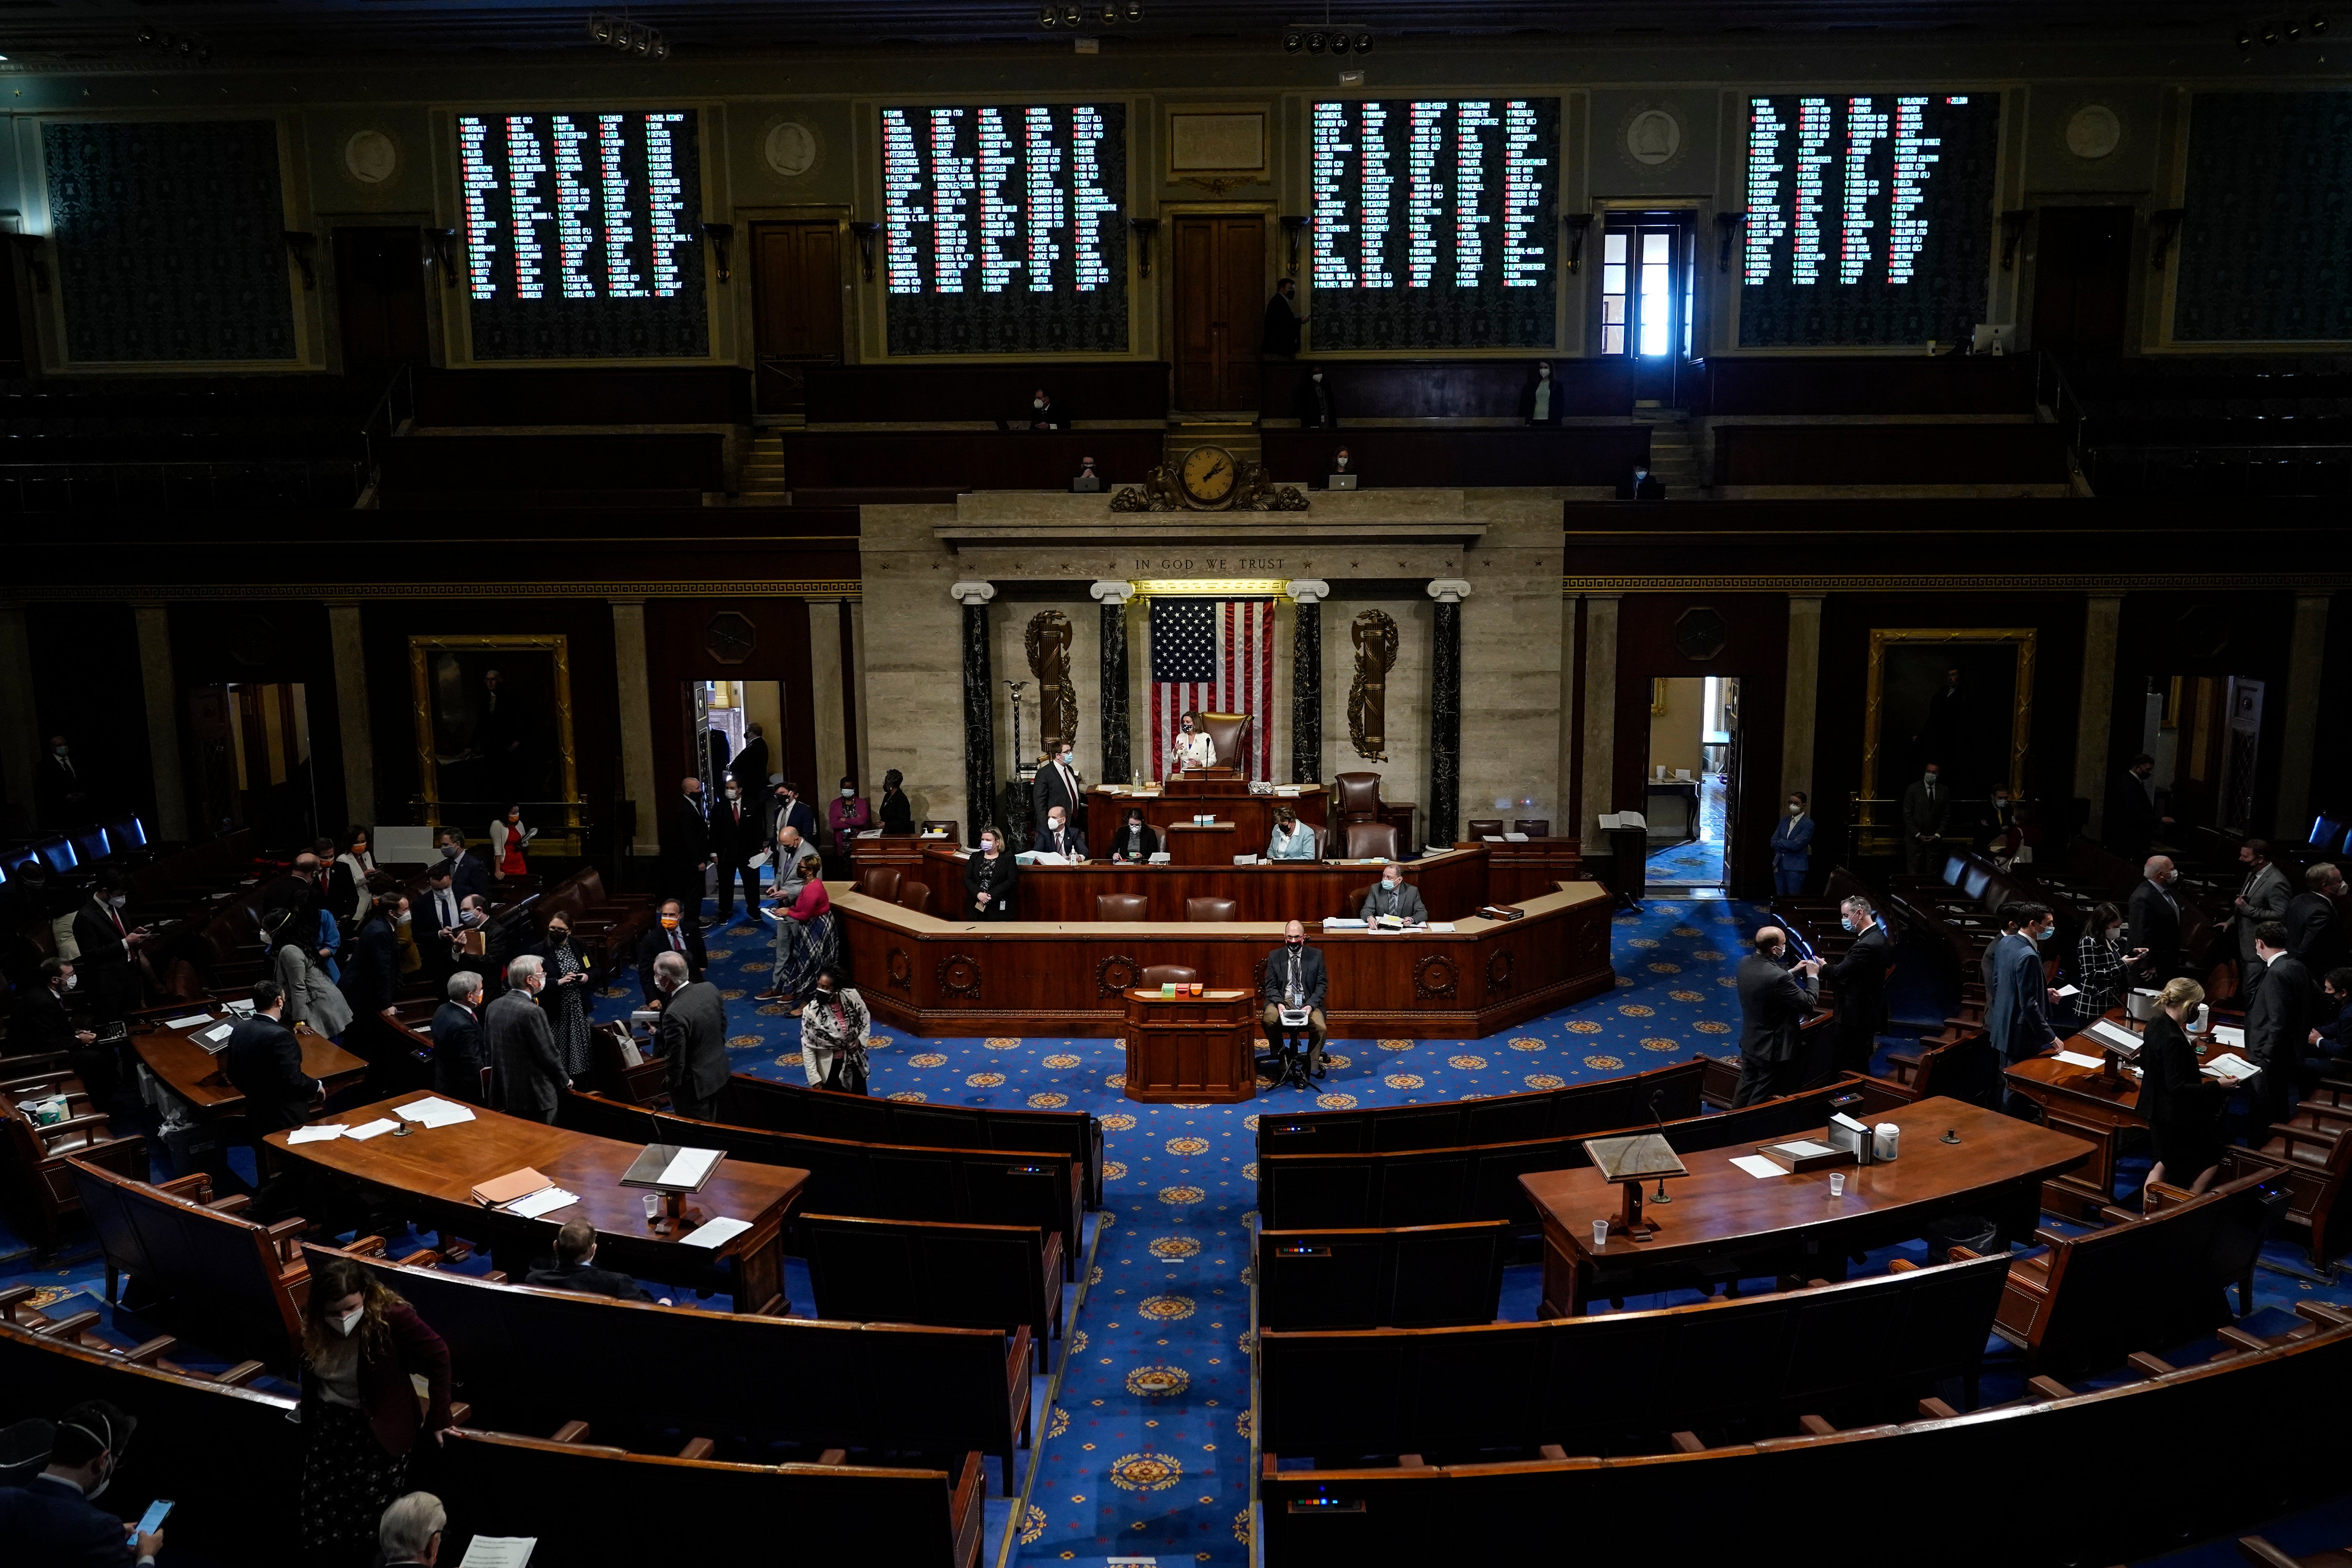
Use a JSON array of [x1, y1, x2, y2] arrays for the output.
[[136, 1499, 174, 1533]]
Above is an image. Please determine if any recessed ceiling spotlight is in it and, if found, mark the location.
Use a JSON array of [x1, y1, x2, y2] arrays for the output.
[[2262, 21, 2280, 42], [1063, 4, 1082, 25], [1307, 29, 1326, 51], [1330, 32, 1351, 53], [1353, 32, 1372, 52], [2312, 13, 2329, 32], [1284, 30, 1303, 50], [1123, 0, 1143, 17], [1040, 3, 1059, 25]]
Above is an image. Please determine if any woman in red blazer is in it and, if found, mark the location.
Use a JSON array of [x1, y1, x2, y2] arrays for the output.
[[299, 1256, 453, 1565]]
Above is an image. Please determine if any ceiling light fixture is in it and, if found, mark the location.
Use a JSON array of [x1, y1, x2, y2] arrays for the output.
[[585, 12, 668, 60]]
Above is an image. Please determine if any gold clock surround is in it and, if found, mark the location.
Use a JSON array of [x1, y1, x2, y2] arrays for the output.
[[1178, 443, 1241, 510]]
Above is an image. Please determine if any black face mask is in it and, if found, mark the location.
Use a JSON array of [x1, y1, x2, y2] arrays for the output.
[[1287, 938, 1305, 950], [549, 930, 570, 946]]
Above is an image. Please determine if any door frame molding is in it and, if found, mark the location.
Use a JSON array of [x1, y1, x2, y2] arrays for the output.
[[1164, 203, 1275, 412]]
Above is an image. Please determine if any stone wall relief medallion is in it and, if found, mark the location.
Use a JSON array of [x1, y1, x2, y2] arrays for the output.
[[1623, 107, 1683, 169], [344, 129, 399, 186], [2063, 104, 2123, 161], [765, 120, 820, 179], [1024, 609, 1078, 755], [1348, 609, 1399, 762]]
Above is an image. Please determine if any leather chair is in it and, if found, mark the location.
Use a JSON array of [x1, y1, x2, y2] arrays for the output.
[[898, 882, 934, 915], [1140, 964, 1200, 988], [1466, 818, 1505, 838], [1514, 819, 1551, 838], [1334, 772, 1383, 823], [1096, 894, 1150, 922], [1185, 897, 1239, 922], [1343, 822, 1401, 861], [1200, 713, 1253, 771], [856, 868, 903, 902]]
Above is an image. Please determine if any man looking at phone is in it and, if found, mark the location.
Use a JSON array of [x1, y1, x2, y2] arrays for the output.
[[0, 1397, 164, 1565]]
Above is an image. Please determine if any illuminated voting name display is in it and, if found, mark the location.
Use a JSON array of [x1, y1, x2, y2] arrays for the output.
[[456, 109, 707, 359], [1739, 92, 2000, 347], [1308, 97, 1559, 349], [882, 103, 1128, 355]]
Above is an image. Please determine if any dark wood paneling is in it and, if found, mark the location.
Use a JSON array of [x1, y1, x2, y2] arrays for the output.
[[1264, 427, 1646, 486], [379, 431, 727, 496], [2032, 207, 2134, 357], [26, 601, 152, 829], [1701, 354, 2038, 415], [904, 845, 1490, 924], [1262, 356, 1633, 422], [1174, 215, 1264, 411], [2108, 589, 2298, 837], [645, 596, 819, 809], [1711, 424, 2069, 486], [780, 429, 1164, 491], [414, 367, 751, 426], [804, 362, 1170, 424]]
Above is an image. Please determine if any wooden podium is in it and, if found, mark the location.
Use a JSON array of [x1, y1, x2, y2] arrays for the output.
[[1122, 987, 1257, 1104]]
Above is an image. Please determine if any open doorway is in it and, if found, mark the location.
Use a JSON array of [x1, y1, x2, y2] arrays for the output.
[[1599, 213, 1698, 407], [2141, 674, 2263, 837], [688, 679, 789, 927], [1646, 675, 1738, 888], [187, 681, 315, 846]]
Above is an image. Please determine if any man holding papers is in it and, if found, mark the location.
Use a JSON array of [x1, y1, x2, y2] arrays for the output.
[[653, 949, 730, 1121]]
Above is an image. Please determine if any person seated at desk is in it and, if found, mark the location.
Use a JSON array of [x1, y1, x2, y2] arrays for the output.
[[1019, 387, 1068, 430], [13, 958, 112, 1106], [431, 971, 488, 1106], [1615, 463, 1666, 500], [525, 1218, 668, 1305], [1260, 920, 1329, 1077], [1034, 804, 1086, 860], [965, 827, 1020, 919], [2301, 965, 2352, 1085], [1169, 711, 1214, 773], [1360, 861, 1425, 924], [1109, 808, 1160, 863], [1267, 806, 1317, 862]]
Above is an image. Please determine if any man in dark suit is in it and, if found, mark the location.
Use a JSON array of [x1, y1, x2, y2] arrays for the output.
[[431, 970, 488, 1105], [11, 958, 111, 1102], [35, 735, 96, 827], [0, 1399, 163, 1568], [1359, 863, 1428, 924], [2244, 920, 2318, 1134], [2285, 863, 2344, 972], [772, 780, 819, 851], [732, 724, 771, 803], [339, 896, 403, 1021], [1733, 927, 1820, 1108], [438, 830, 491, 904], [2128, 856, 2186, 982], [652, 949, 729, 1121], [419, 863, 463, 987], [1292, 365, 1337, 428], [664, 776, 711, 917], [485, 955, 568, 1123], [525, 1218, 667, 1304], [223, 979, 323, 1136], [0, 859, 59, 990], [1263, 277, 1306, 357], [1988, 903, 2061, 1116], [1031, 741, 1087, 845], [708, 778, 764, 925], [635, 898, 707, 1006], [69, 872, 147, 1029], [1823, 896, 1892, 1075], [1259, 919, 1329, 1077], [2105, 753, 2171, 862], [1900, 761, 1950, 876], [1034, 804, 1086, 859], [2229, 838, 2294, 973]]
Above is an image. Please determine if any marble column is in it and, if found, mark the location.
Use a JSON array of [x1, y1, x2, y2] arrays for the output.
[[323, 600, 374, 830], [1780, 594, 1824, 807], [1091, 580, 1135, 785], [1578, 594, 1622, 853], [1428, 579, 1472, 849], [0, 604, 39, 825], [609, 599, 659, 856], [2073, 594, 2124, 838], [2275, 593, 2332, 836], [133, 604, 191, 841], [1289, 579, 1329, 785], [952, 581, 998, 843], [809, 602, 847, 793]]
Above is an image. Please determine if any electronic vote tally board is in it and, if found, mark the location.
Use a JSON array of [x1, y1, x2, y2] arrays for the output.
[[1738, 92, 2001, 347], [882, 103, 1129, 355], [456, 109, 709, 359], [1308, 97, 1561, 350]]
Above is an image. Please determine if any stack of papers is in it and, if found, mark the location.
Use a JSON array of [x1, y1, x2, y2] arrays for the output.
[[681, 1215, 753, 1250], [505, 1187, 580, 1219], [1322, 917, 1368, 930], [1425, 922, 1457, 933], [1730, 1154, 1788, 1179], [2203, 1054, 2261, 1083], [1503, 832, 1530, 843], [459, 1536, 535, 1567], [288, 1124, 350, 1145], [164, 1012, 215, 1030], [395, 1096, 477, 1129], [197, 1022, 236, 1053], [2213, 1025, 2246, 1048], [346, 1118, 402, 1140], [2051, 1050, 2105, 1070], [2086, 1019, 2143, 1055], [656, 1147, 725, 1188]]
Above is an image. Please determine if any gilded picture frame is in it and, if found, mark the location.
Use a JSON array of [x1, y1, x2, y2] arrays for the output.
[[1861, 627, 2036, 805], [408, 633, 582, 832]]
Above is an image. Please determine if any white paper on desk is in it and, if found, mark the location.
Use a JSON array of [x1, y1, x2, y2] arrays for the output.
[[1482, 835, 1504, 843], [164, 1012, 214, 1030], [504, 1187, 579, 1219], [344, 1119, 401, 1141], [1323, 918, 1367, 930], [680, 1215, 752, 1250], [2052, 1051, 2105, 1070], [287, 1124, 349, 1145], [2213, 1025, 2246, 1048], [855, 829, 882, 839], [2054, 985, 2080, 999], [657, 1146, 725, 1189], [458, 1535, 535, 1568], [1504, 832, 1530, 842], [1779, 1139, 1835, 1158], [223, 1000, 256, 1018], [1730, 1155, 1788, 1179], [2087, 1019, 2142, 1054], [395, 1096, 476, 1128], [197, 1022, 235, 1048], [1425, 923, 1456, 933]]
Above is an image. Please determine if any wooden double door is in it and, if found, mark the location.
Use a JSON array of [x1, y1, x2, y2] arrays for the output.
[[1173, 215, 1264, 412], [751, 220, 845, 415]]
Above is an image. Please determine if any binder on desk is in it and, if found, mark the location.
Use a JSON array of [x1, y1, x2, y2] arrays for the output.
[[620, 1144, 726, 1192], [471, 1167, 554, 1208]]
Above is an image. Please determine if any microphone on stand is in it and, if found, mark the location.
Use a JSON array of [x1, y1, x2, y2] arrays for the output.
[[1648, 1088, 1673, 1205]]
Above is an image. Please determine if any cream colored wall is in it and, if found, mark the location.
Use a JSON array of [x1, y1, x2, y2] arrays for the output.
[[1648, 676, 1706, 777], [743, 681, 785, 784], [990, 597, 1100, 810]]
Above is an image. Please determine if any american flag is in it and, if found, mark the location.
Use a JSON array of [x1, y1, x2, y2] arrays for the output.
[[1149, 597, 1275, 782]]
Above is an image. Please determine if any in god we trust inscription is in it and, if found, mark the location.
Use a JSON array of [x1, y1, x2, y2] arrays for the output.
[[1131, 557, 1287, 575]]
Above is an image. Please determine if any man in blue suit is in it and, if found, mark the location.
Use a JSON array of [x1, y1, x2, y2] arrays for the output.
[[1769, 791, 1816, 897], [1987, 902, 2060, 1116], [0, 1399, 164, 1566]]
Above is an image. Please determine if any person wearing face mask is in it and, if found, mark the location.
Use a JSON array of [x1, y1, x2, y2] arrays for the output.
[[437, 829, 490, 903], [329, 826, 378, 929], [798, 965, 873, 1093], [446, 893, 514, 997], [828, 774, 873, 862], [2070, 901, 2143, 1019], [1032, 743, 1086, 848], [1267, 806, 1317, 862], [1733, 927, 1822, 1108], [2243, 919, 2318, 1134], [1293, 364, 1337, 429], [1260, 920, 1329, 1079], [2301, 965, 2352, 1084], [2129, 854, 2187, 982], [1522, 359, 1560, 426], [268, 903, 354, 1042], [665, 775, 712, 916], [964, 827, 1020, 919], [772, 779, 819, 849], [1360, 862, 1427, 925], [1970, 787, 2022, 861], [709, 773, 764, 926], [1111, 807, 1160, 863], [1169, 711, 1214, 775], [527, 913, 595, 1079], [2229, 838, 2293, 977], [0, 1398, 162, 1568], [1900, 761, 1950, 876], [13, 957, 113, 1104], [653, 948, 730, 1120], [390, 893, 423, 981], [485, 953, 568, 1123], [339, 893, 406, 1022], [489, 804, 532, 882], [1020, 386, 1066, 430], [768, 849, 839, 1005], [877, 767, 914, 835], [297, 1258, 452, 1566], [1987, 902, 2061, 1116], [430, 970, 489, 1105], [70, 871, 148, 1030], [1035, 804, 1084, 861], [1821, 896, 1891, 1074], [635, 897, 708, 1006], [1769, 791, 1815, 897]]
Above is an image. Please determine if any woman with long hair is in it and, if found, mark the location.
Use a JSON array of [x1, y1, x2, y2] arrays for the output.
[[268, 903, 354, 1041], [298, 1256, 452, 1565], [2071, 901, 2143, 1019], [490, 805, 530, 881], [770, 848, 838, 1005]]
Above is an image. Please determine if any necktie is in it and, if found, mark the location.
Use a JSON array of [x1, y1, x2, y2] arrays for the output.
[[109, 903, 124, 935], [671, 932, 682, 953]]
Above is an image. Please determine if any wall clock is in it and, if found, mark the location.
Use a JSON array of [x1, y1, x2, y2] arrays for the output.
[[1178, 444, 1240, 510]]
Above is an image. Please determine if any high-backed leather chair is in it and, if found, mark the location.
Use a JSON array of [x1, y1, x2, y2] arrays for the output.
[[1334, 772, 1383, 823], [1514, 819, 1551, 838], [1096, 894, 1150, 921], [1343, 822, 1401, 861], [1466, 818, 1505, 838], [1201, 713, 1252, 771], [898, 881, 934, 915], [856, 868, 902, 903], [1185, 897, 1239, 922], [1141, 964, 1200, 988]]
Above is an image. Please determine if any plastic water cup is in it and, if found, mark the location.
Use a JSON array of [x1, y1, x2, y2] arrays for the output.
[[1591, 1219, 1609, 1250], [642, 1192, 660, 1221], [1828, 1172, 1847, 1198]]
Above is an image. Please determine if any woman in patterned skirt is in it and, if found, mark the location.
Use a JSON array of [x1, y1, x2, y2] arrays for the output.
[[531, 912, 596, 1078], [299, 1256, 452, 1566], [772, 849, 838, 1005]]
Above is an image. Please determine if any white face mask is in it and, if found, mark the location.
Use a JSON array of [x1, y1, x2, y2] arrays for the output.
[[1788, 803, 1802, 815], [1924, 774, 1938, 786], [52, 745, 68, 757], [333, 1306, 363, 1336], [840, 788, 855, 799], [107, 893, 127, 908], [61, 971, 77, 991], [725, 787, 740, 800], [1033, 397, 1047, 410], [1048, 817, 1065, 833], [396, 912, 412, 925], [1538, 365, 1550, 378]]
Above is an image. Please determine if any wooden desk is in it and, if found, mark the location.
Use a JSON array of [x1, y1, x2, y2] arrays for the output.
[[133, 1011, 367, 1120], [1519, 1097, 2090, 1315], [838, 879, 1614, 1040], [1459, 837, 1584, 904], [1083, 783, 1326, 862], [905, 843, 1493, 924], [267, 1094, 806, 1314], [1123, 988, 1255, 1104]]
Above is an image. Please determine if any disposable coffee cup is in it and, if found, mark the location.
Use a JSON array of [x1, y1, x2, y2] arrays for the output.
[[1828, 1172, 1847, 1198], [1591, 1219, 1609, 1250]]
